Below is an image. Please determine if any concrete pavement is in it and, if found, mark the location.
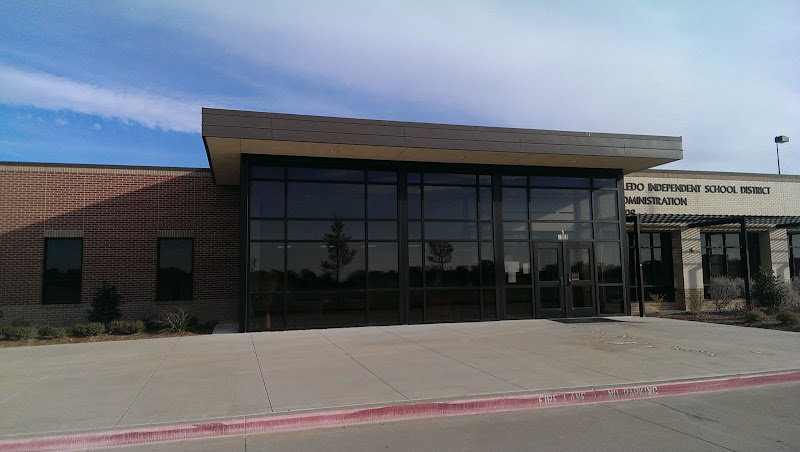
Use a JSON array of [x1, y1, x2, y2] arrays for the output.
[[0, 317, 799, 446]]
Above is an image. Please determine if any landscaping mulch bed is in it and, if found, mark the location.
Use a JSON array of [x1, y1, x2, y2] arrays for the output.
[[650, 311, 800, 333], [0, 330, 214, 348]]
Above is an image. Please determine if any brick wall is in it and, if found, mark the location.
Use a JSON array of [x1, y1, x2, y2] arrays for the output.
[[0, 164, 240, 327]]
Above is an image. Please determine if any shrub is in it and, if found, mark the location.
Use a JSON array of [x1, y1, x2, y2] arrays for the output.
[[648, 293, 667, 311], [87, 281, 122, 324], [38, 326, 66, 338], [744, 310, 766, 323], [107, 320, 145, 335], [142, 317, 161, 333], [157, 308, 192, 333], [707, 277, 743, 312], [86, 322, 105, 336], [687, 292, 705, 313], [776, 311, 798, 326], [1, 325, 19, 340], [3, 326, 35, 340], [784, 279, 800, 313], [68, 324, 90, 337], [751, 269, 787, 314]]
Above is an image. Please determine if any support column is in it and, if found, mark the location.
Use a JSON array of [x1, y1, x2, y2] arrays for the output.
[[741, 218, 752, 310]]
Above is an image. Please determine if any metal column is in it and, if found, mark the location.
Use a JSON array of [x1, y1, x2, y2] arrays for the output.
[[740, 217, 752, 310]]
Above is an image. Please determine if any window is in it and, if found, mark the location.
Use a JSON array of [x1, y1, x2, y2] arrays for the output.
[[248, 165, 401, 330], [790, 233, 800, 279], [701, 232, 760, 297], [43, 238, 83, 304], [628, 232, 674, 303], [157, 238, 193, 301], [410, 171, 493, 324]]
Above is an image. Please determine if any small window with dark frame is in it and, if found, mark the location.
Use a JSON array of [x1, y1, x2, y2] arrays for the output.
[[700, 232, 760, 298], [628, 232, 674, 303], [43, 238, 83, 304], [157, 238, 193, 301], [790, 233, 800, 279]]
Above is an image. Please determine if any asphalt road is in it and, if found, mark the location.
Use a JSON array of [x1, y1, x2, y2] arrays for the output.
[[117, 383, 800, 452]]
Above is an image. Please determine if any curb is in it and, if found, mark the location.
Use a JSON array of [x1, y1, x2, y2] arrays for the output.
[[2, 370, 799, 451]]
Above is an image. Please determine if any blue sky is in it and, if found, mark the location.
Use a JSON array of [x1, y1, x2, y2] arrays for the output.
[[1, 1, 798, 173]]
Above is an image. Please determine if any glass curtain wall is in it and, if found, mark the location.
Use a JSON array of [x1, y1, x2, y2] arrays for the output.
[[248, 166, 400, 330], [407, 172, 495, 323], [501, 176, 624, 317], [245, 158, 626, 331]]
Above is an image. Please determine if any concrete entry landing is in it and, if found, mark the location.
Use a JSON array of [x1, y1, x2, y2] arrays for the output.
[[0, 317, 798, 441]]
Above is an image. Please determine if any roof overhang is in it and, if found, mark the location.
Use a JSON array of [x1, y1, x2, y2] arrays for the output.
[[202, 108, 683, 185]]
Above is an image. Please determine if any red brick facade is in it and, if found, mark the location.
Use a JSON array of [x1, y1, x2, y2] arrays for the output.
[[0, 163, 240, 326]]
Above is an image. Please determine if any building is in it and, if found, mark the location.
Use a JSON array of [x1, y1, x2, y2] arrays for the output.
[[1, 108, 797, 332]]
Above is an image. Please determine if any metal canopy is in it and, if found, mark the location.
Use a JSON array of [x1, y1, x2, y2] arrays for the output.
[[202, 108, 683, 185], [633, 214, 800, 228], [631, 214, 800, 310]]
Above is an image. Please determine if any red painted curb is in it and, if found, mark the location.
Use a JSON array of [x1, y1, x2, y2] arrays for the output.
[[2, 370, 799, 451]]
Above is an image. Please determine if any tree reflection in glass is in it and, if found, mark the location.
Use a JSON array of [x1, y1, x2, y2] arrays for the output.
[[320, 217, 358, 285], [427, 241, 453, 287]]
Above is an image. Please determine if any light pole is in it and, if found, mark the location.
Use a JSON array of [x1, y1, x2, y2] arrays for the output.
[[775, 136, 789, 174]]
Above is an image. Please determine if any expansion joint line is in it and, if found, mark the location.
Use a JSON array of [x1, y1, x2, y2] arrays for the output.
[[115, 337, 180, 427], [317, 330, 408, 400], [602, 402, 736, 451], [380, 327, 528, 392], [251, 333, 274, 413]]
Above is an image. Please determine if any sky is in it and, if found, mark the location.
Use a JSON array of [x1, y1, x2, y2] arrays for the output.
[[0, 1, 798, 173]]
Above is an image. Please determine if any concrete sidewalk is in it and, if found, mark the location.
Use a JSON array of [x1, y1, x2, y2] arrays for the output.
[[1, 317, 799, 441]]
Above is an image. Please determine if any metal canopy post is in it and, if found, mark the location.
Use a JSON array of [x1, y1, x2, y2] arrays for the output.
[[628, 214, 646, 317], [740, 217, 752, 310]]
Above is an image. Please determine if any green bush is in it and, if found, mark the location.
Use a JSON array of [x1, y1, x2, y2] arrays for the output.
[[86, 322, 105, 336], [3, 326, 36, 340], [87, 281, 122, 323], [107, 320, 145, 335], [2, 325, 19, 340], [751, 269, 787, 314], [776, 311, 799, 326], [68, 324, 90, 337], [744, 310, 767, 323], [38, 326, 66, 338]]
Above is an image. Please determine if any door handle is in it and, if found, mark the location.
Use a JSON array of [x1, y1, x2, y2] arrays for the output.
[[559, 276, 563, 286]]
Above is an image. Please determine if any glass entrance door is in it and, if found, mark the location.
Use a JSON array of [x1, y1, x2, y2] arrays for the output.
[[534, 242, 595, 317]]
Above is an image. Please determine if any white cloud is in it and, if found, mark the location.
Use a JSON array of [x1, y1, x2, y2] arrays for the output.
[[0, 63, 201, 133], [54, 117, 67, 126], [127, 1, 799, 173], [93, 123, 102, 130]]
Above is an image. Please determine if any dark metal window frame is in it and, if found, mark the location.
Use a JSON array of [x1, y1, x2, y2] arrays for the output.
[[241, 154, 627, 332], [156, 237, 194, 302], [42, 237, 83, 305], [408, 168, 495, 323], [700, 231, 760, 298], [246, 157, 402, 330], [790, 233, 800, 279], [628, 231, 675, 303]]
